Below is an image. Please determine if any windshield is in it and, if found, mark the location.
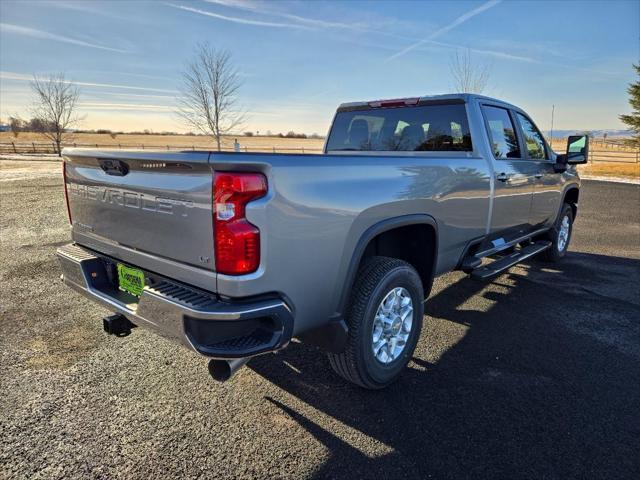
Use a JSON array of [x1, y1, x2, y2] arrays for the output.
[[326, 103, 472, 152]]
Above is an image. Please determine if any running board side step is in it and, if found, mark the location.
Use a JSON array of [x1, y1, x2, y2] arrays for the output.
[[470, 241, 551, 280]]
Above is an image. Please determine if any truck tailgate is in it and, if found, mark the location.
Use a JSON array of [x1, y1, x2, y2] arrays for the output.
[[64, 150, 214, 271]]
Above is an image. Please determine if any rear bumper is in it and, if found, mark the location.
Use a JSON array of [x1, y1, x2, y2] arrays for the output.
[[56, 243, 293, 358]]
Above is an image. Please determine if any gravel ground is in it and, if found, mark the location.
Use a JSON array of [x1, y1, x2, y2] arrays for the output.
[[1, 160, 639, 479]]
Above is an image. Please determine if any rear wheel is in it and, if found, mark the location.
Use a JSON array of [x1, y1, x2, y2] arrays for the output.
[[542, 203, 574, 262], [328, 256, 424, 389]]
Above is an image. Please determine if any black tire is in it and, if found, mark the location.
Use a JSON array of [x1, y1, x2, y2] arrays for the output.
[[542, 203, 574, 262], [328, 256, 424, 389]]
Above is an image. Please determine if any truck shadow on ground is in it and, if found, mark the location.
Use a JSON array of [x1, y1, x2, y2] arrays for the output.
[[248, 252, 640, 479]]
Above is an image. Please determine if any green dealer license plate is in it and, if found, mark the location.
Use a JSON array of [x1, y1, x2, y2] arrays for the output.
[[117, 263, 145, 297]]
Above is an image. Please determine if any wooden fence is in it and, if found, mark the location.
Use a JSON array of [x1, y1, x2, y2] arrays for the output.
[[0, 142, 323, 155], [0, 141, 637, 163]]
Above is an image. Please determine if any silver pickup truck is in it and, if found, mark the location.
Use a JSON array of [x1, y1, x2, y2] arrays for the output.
[[57, 94, 589, 389]]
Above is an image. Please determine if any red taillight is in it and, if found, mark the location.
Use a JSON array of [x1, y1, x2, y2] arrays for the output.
[[213, 172, 267, 275], [62, 162, 72, 224]]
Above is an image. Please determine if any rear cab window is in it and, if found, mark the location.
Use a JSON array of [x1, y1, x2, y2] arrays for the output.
[[326, 103, 472, 152]]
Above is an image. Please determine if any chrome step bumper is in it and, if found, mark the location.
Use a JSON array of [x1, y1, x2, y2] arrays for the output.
[[57, 243, 293, 358]]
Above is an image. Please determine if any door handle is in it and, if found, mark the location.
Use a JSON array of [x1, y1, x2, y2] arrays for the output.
[[534, 173, 543, 179], [496, 172, 509, 182]]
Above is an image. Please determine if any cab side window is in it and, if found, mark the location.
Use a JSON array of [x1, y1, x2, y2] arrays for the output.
[[481, 106, 521, 159], [516, 112, 547, 160]]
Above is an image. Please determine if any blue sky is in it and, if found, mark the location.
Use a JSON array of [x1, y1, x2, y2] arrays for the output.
[[0, 0, 638, 134]]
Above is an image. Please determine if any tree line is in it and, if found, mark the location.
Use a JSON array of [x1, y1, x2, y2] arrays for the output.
[[6, 121, 319, 141]]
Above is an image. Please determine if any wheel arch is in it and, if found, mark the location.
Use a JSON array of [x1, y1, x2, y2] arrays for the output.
[[299, 214, 438, 354], [338, 214, 438, 316]]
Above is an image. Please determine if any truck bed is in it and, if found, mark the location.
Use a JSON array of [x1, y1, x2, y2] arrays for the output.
[[63, 147, 492, 334]]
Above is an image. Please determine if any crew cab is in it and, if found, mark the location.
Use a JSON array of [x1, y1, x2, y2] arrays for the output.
[[57, 94, 588, 389]]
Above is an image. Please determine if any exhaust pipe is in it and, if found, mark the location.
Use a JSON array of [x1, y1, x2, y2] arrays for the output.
[[208, 357, 250, 382]]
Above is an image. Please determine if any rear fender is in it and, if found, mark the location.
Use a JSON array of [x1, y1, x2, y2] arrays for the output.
[[302, 214, 438, 353], [338, 214, 438, 315]]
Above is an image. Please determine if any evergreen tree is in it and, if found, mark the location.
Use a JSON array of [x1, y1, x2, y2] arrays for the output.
[[619, 64, 640, 146]]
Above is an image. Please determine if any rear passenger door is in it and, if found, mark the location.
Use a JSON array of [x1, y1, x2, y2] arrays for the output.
[[481, 104, 537, 242], [514, 111, 562, 227]]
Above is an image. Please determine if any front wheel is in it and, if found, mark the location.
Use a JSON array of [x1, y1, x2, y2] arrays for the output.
[[543, 203, 574, 262], [328, 256, 424, 389]]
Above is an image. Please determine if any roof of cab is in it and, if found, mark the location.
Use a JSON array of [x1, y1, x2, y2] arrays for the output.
[[337, 93, 519, 111]]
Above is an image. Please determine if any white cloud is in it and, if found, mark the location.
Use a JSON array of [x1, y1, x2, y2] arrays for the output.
[[0, 71, 178, 94], [91, 91, 177, 100], [428, 40, 537, 63], [195, 1, 532, 66], [79, 102, 174, 112], [386, 0, 502, 61], [45, 0, 133, 21], [203, 0, 368, 31], [0, 23, 128, 53], [166, 3, 309, 29]]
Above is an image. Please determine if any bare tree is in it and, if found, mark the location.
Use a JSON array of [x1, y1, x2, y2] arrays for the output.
[[9, 116, 24, 138], [449, 49, 491, 94], [30, 73, 81, 156], [177, 43, 245, 151]]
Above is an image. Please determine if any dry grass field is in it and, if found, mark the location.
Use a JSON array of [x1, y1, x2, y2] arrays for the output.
[[577, 162, 639, 178], [1, 132, 637, 178], [0, 132, 325, 152]]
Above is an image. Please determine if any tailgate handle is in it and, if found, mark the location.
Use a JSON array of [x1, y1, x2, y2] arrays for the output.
[[99, 159, 129, 176]]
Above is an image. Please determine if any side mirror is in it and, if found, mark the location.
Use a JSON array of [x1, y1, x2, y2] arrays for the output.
[[566, 135, 589, 164]]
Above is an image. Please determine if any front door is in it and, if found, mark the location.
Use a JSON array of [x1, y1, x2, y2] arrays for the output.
[[515, 112, 563, 227], [481, 105, 536, 244]]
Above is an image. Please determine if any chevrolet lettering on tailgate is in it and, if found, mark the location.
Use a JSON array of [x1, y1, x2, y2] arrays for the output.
[[69, 183, 194, 216]]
